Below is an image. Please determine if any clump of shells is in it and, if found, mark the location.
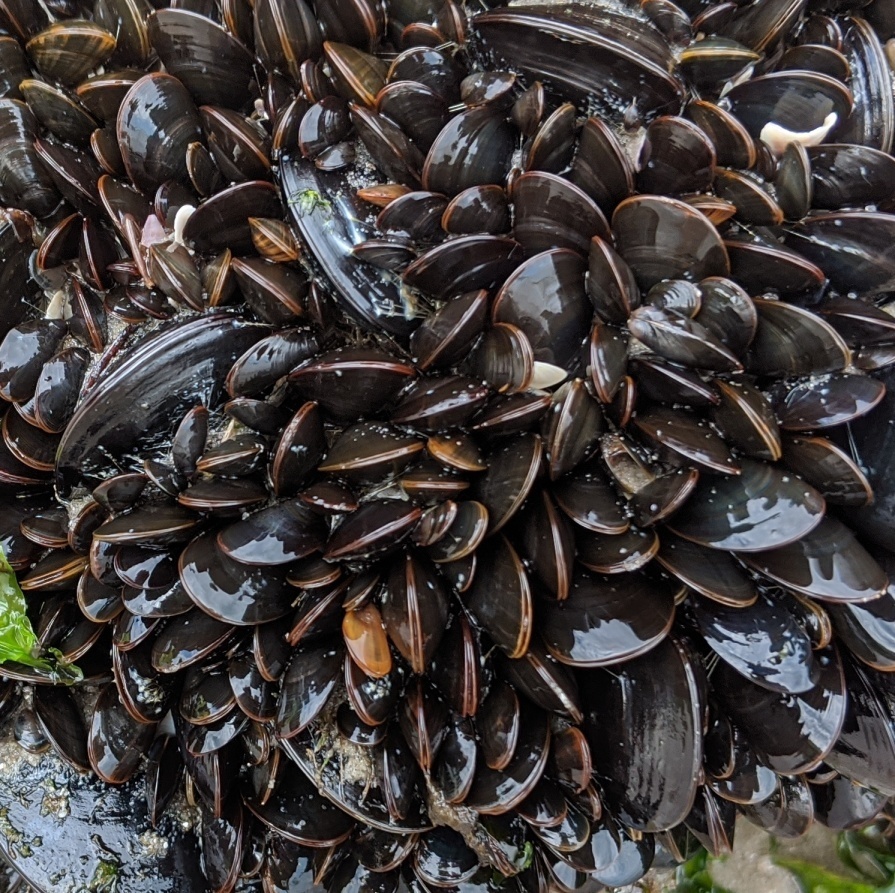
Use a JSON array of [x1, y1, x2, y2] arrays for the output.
[[1, 0, 895, 890]]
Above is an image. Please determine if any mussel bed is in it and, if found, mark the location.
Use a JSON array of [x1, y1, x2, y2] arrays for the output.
[[1, 0, 895, 890]]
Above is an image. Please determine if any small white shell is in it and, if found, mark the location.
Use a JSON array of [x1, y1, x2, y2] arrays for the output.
[[45, 288, 71, 320], [140, 213, 168, 248], [760, 112, 838, 156], [172, 204, 196, 246], [529, 361, 568, 390]]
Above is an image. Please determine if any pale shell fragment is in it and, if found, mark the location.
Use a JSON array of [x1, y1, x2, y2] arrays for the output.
[[529, 361, 568, 390], [760, 112, 838, 156]]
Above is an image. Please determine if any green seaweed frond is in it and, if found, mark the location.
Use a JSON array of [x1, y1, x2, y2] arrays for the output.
[[0, 546, 81, 684]]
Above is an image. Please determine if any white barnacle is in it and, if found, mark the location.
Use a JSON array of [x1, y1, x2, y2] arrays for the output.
[[760, 112, 838, 156]]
